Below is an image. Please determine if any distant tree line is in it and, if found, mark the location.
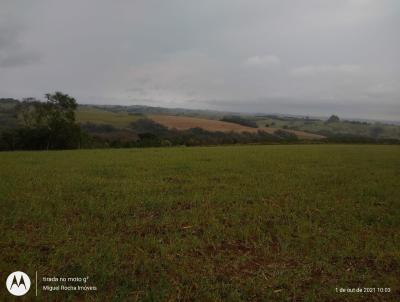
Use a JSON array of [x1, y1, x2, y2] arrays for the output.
[[317, 130, 400, 144], [83, 119, 299, 149], [90, 118, 400, 147], [255, 114, 320, 122], [0, 94, 300, 150], [325, 115, 340, 124], [220, 115, 258, 128], [1, 94, 399, 151]]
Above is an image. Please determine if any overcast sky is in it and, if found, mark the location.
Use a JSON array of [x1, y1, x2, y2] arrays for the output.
[[1, 0, 399, 120]]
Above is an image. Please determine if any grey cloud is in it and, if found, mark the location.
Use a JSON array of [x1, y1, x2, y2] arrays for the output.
[[0, 2, 41, 68], [200, 97, 400, 121], [290, 65, 361, 77], [0, 0, 399, 120], [244, 55, 280, 68], [0, 50, 41, 68]]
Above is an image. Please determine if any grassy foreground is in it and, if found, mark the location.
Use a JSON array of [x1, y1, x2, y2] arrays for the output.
[[0, 145, 399, 301]]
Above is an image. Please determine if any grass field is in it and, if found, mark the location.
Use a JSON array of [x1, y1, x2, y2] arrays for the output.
[[1, 145, 399, 301]]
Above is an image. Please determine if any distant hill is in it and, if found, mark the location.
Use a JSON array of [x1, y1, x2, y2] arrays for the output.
[[253, 115, 400, 140], [150, 115, 324, 140], [1, 99, 400, 141], [76, 107, 144, 127], [81, 104, 234, 119]]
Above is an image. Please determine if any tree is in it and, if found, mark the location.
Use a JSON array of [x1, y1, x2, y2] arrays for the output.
[[44, 92, 77, 124], [326, 115, 340, 123], [370, 126, 384, 138], [220, 115, 258, 128], [14, 92, 81, 150], [16, 98, 46, 128], [42, 92, 79, 149], [274, 129, 298, 141]]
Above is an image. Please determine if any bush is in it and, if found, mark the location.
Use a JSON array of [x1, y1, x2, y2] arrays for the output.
[[274, 130, 298, 141], [81, 122, 117, 133], [131, 118, 169, 135], [220, 116, 258, 128], [325, 115, 340, 123]]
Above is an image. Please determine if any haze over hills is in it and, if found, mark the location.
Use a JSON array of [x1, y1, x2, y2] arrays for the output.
[[1, 98, 400, 144], [79, 102, 400, 125], [77, 103, 400, 140]]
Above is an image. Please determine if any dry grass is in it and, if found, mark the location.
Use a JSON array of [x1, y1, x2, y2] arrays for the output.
[[150, 115, 255, 132], [150, 115, 324, 139]]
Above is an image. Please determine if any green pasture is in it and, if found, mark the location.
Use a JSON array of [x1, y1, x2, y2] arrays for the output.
[[0, 145, 399, 301]]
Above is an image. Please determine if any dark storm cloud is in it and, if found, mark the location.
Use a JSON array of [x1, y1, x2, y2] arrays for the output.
[[0, 0, 399, 120]]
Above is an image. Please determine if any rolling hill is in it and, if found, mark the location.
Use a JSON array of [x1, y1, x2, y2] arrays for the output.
[[150, 115, 325, 140], [1, 100, 399, 143]]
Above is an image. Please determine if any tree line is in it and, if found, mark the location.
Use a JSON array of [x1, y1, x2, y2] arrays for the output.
[[0, 92, 300, 151], [1, 93, 83, 150], [1, 93, 398, 151]]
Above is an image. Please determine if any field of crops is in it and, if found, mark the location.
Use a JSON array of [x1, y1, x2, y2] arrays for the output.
[[1, 145, 399, 301]]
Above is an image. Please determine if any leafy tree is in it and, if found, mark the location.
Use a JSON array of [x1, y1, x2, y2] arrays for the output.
[[130, 118, 169, 136], [274, 129, 298, 141], [370, 126, 384, 138], [16, 98, 46, 128], [13, 92, 81, 150], [44, 92, 77, 124], [220, 115, 258, 128], [326, 115, 340, 123], [42, 92, 80, 149]]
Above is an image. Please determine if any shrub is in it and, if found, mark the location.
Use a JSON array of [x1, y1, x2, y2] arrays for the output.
[[220, 116, 258, 128]]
